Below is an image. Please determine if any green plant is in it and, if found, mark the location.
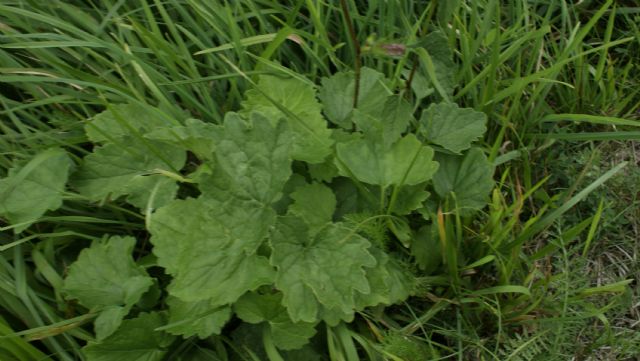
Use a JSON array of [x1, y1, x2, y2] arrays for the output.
[[1, 0, 638, 360]]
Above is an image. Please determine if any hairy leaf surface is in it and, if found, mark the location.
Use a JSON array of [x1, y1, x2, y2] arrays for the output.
[[150, 197, 275, 305], [207, 112, 292, 204], [270, 216, 375, 323]]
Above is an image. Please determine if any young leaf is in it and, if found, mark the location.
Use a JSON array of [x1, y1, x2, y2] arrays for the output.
[[162, 297, 231, 339], [85, 103, 170, 143], [62, 236, 154, 340], [73, 140, 185, 209], [149, 197, 276, 305], [318, 67, 390, 129], [336, 134, 439, 188], [144, 118, 217, 161], [0, 148, 73, 233], [270, 216, 376, 323], [83, 312, 175, 361], [235, 292, 317, 350], [288, 183, 336, 234], [432, 148, 494, 213], [419, 102, 487, 154], [241, 75, 333, 163]]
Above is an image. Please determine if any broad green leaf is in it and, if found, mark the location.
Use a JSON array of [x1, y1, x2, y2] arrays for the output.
[[392, 184, 430, 215], [355, 248, 414, 309], [63, 236, 153, 340], [241, 75, 333, 163], [73, 140, 185, 209], [420, 102, 487, 153], [0, 148, 73, 233], [288, 183, 336, 234], [162, 297, 231, 339], [208, 112, 292, 205], [235, 292, 317, 350], [83, 312, 175, 361], [94, 306, 129, 342], [353, 95, 413, 148], [85, 103, 169, 143], [432, 148, 494, 213], [336, 134, 439, 188], [149, 197, 275, 305], [318, 68, 390, 129], [270, 216, 376, 323], [318, 71, 353, 128], [145, 118, 217, 160]]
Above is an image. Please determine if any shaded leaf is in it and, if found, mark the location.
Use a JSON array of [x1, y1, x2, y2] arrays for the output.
[[83, 312, 175, 361], [288, 183, 336, 234], [432, 148, 494, 213], [235, 292, 317, 350], [355, 247, 414, 309], [411, 225, 441, 274]]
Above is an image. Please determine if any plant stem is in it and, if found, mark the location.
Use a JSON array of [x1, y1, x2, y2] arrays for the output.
[[339, 0, 361, 108]]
